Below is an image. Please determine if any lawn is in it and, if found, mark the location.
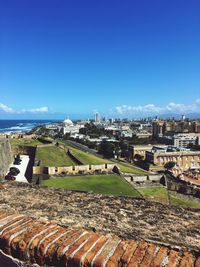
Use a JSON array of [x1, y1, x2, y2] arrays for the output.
[[116, 162, 148, 175], [170, 194, 200, 209], [59, 141, 110, 165], [11, 138, 43, 147], [42, 174, 141, 197], [59, 141, 148, 174], [137, 187, 168, 203], [138, 187, 200, 209], [36, 146, 75, 166]]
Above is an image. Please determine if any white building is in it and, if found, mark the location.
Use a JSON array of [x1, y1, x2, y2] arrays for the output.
[[63, 119, 83, 135], [173, 133, 200, 148]]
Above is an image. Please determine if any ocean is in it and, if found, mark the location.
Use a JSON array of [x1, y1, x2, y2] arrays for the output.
[[0, 120, 55, 133]]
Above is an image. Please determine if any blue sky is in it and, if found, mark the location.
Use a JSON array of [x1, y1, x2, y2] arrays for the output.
[[0, 0, 200, 119]]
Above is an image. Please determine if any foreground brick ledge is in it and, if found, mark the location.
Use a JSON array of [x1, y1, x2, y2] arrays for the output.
[[0, 211, 199, 267]]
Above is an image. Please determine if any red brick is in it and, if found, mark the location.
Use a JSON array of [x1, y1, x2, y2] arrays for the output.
[[165, 249, 180, 267], [69, 233, 100, 267], [150, 246, 169, 267], [179, 252, 195, 267], [127, 241, 148, 267], [105, 241, 126, 267], [82, 235, 109, 266], [140, 243, 157, 267], [120, 240, 139, 266]]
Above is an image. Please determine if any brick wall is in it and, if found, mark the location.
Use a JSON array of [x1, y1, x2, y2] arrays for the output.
[[0, 211, 199, 267]]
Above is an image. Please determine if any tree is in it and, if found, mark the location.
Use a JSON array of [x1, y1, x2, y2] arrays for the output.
[[98, 141, 115, 158], [164, 161, 176, 170]]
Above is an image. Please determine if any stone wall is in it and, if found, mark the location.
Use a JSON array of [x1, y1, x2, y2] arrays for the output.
[[0, 139, 13, 179], [0, 182, 200, 266], [33, 163, 116, 176], [0, 211, 199, 267]]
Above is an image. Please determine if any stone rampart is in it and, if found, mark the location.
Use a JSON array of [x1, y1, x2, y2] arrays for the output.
[[33, 163, 116, 176], [0, 182, 200, 266], [0, 139, 13, 178]]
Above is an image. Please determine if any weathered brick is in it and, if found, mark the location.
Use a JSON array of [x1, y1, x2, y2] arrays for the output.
[[91, 235, 121, 267], [55, 229, 83, 265], [179, 252, 195, 267], [44, 228, 75, 265], [82, 235, 109, 266], [120, 240, 139, 266], [36, 226, 66, 265], [195, 257, 200, 267], [105, 241, 126, 267], [165, 249, 180, 267], [69, 233, 100, 267], [127, 240, 148, 267], [0, 218, 34, 254], [139, 243, 157, 267], [63, 232, 92, 266], [150, 246, 169, 267]]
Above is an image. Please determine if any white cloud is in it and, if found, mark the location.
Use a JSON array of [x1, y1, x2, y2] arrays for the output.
[[0, 103, 14, 113], [0, 103, 49, 114], [115, 99, 200, 116], [23, 107, 49, 113]]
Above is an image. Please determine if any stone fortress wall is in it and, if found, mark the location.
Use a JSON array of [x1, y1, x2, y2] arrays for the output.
[[0, 182, 200, 267], [0, 139, 13, 179], [33, 163, 116, 176]]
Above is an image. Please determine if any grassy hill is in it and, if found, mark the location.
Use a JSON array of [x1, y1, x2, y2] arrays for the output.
[[42, 174, 141, 197], [36, 146, 75, 166]]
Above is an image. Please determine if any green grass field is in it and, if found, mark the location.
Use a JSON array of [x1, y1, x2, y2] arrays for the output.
[[170, 194, 200, 209], [11, 138, 43, 147], [36, 146, 75, 166], [137, 187, 168, 203], [60, 141, 109, 165], [59, 141, 148, 174], [42, 174, 140, 197], [116, 162, 148, 175], [138, 187, 200, 209]]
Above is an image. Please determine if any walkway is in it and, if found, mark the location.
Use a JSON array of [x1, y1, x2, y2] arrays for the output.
[[7, 155, 29, 183]]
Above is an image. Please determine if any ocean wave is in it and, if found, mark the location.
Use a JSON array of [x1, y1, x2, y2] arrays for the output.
[[0, 120, 53, 133]]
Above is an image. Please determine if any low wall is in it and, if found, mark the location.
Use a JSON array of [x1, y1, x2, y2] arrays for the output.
[[33, 163, 116, 176], [124, 174, 162, 183], [0, 211, 199, 267]]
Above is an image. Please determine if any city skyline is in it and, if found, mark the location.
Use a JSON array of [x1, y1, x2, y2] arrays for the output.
[[0, 0, 200, 119]]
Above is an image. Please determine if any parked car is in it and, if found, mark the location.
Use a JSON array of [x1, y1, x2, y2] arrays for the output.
[[13, 159, 21, 165], [9, 167, 20, 176], [5, 174, 16, 181]]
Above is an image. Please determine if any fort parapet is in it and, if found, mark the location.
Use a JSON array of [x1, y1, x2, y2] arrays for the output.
[[0, 182, 199, 266]]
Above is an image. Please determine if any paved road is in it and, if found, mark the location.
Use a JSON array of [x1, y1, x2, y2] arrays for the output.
[[7, 155, 29, 183]]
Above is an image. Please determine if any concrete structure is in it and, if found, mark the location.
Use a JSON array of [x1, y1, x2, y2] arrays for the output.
[[173, 133, 200, 147], [146, 146, 200, 171]]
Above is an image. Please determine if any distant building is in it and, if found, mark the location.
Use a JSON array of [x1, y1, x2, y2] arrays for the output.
[[63, 119, 83, 135], [152, 119, 200, 137], [173, 133, 200, 148], [146, 146, 200, 172], [94, 112, 100, 123]]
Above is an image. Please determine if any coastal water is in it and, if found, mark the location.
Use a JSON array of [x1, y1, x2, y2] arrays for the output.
[[0, 120, 54, 133]]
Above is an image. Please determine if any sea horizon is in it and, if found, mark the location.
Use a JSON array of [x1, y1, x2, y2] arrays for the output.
[[0, 119, 57, 133]]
